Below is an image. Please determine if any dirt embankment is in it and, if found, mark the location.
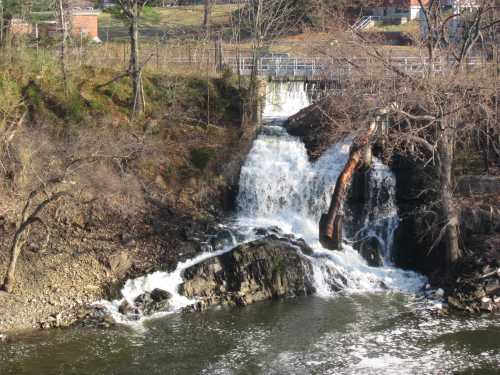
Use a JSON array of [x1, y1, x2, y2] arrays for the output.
[[0, 64, 256, 334]]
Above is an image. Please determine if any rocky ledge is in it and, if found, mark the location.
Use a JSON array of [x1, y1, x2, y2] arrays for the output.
[[179, 236, 316, 311]]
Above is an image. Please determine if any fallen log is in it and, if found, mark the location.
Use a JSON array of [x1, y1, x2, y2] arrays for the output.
[[319, 120, 379, 250]]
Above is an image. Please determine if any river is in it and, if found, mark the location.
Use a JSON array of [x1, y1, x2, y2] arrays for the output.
[[0, 82, 498, 374]]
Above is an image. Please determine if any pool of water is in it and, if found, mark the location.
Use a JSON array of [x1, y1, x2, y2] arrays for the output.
[[2, 294, 499, 375]]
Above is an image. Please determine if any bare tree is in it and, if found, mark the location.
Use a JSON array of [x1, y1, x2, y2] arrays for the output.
[[203, 0, 212, 33], [57, 0, 69, 96], [116, 0, 149, 115], [2, 185, 69, 293], [320, 0, 499, 266]]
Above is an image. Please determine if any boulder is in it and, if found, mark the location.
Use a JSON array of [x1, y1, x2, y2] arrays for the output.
[[208, 228, 237, 251], [359, 237, 384, 267], [133, 288, 172, 315], [179, 236, 315, 310], [118, 300, 138, 316], [107, 252, 132, 278]]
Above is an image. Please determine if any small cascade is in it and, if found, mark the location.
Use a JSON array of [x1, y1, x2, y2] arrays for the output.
[[98, 81, 425, 325], [263, 81, 312, 119], [359, 159, 400, 262]]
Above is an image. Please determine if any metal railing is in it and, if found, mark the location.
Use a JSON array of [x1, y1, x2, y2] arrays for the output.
[[351, 16, 380, 31]]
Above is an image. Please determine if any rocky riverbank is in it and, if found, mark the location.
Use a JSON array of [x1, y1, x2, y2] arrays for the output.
[[0, 69, 256, 335], [102, 235, 319, 323]]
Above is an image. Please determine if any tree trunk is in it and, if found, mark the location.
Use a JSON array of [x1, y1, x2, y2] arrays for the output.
[[2, 229, 29, 293], [320, 123, 376, 250], [319, 147, 363, 250], [203, 0, 212, 33], [438, 128, 461, 265], [129, 5, 143, 115], [58, 0, 69, 96]]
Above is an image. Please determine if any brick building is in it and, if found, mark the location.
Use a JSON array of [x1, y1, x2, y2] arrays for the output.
[[9, 19, 32, 35], [70, 11, 99, 40]]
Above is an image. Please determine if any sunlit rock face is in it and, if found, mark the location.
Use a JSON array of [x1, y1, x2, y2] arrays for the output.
[[180, 236, 316, 310]]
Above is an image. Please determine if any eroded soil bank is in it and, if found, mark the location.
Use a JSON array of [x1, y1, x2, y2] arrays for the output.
[[0, 64, 256, 334]]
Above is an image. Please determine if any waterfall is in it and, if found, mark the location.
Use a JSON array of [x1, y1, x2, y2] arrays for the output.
[[99, 82, 425, 324], [236, 81, 424, 294]]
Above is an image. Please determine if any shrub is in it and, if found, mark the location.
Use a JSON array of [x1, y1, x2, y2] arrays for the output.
[[190, 147, 216, 170]]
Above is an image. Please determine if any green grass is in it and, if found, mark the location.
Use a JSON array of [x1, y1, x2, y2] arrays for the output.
[[99, 4, 241, 36], [369, 20, 420, 34]]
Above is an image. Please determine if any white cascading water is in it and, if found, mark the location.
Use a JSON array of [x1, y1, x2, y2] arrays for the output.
[[237, 82, 424, 295], [99, 81, 425, 324]]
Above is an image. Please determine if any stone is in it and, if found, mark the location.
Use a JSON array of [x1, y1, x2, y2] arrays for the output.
[[435, 288, 445, 298], [150, 289, 172, 302], [0, 334, 7, 343], [448, 296, 465, 310], [118, 300, 136, 315], [133, 289, 172, 315], [359, 237, 384, 267], [484, 280, 500, 296], [121, 233, 136, 248], [107, 252, 132, 278], [27, 242, 40, 253], [209, 228, 237, 250], [179, 236, 316, 310], [480, 297, 493, 312]]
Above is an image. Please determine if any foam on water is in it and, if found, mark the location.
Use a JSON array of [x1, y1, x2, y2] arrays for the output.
[[100, 81, 425, 324]]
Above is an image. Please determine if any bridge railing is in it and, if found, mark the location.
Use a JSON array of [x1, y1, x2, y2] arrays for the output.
[[158, 55, 485, 79]]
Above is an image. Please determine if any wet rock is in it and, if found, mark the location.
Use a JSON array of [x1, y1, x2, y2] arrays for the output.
[[118, 300, 137, 315], [480, 297, 494, 312], [359, 237, 384, 267], [484, 280, 500, 296], [254, 226, 283, 237], [180, 236, 316, 310], [134, 289, 172, 315], [80, 304, 115, 328], [447, 296, 464, 310], [209, 228, 237, 251]]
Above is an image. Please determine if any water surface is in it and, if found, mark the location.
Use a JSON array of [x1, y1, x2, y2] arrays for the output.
[[2, 294, 499, 374]]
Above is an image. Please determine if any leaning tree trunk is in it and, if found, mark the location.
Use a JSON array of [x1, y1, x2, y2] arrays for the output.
[[2, 228, 30, 293], [319, 122, 377, 250], [438, 128, 461, 265], [129, 7, 143, 115]]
